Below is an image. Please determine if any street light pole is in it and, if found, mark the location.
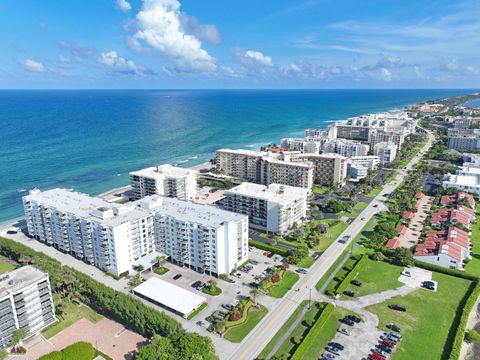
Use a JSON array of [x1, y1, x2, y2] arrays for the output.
[[308, 287, 312, 309]]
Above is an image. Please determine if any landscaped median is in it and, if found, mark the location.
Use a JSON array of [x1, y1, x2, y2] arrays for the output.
[[223, 299, 268, 343], [259, 266, 299, 298], [334, 254, 368, 295]]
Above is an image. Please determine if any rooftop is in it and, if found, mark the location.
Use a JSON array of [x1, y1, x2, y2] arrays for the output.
[[130, 164, 196, 179], [225, 182, 308, 204], [216, 149, 265, 157], [137, 195, 246, 228], [0, 266, 48, 299], [298, 152, 348, 160], [444, 174, 479, 186]]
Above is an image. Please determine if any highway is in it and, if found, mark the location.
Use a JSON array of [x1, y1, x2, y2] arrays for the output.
[[231, 128, 434, 360]]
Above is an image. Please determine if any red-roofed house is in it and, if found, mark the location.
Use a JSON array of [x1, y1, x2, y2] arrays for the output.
[[431, 208, 472, 229], [396, 224, 408, 235], [440, 192, 476, 208], [415, 192, 424, 200], [414, 240, 464, 270], [386, 238, 402, 249], [402, 211, 415, 222]]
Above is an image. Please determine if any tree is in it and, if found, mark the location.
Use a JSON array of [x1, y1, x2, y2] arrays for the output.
[[153, 255, 167, 268], [250, 287, 261, 305], [392, 247, 415, 267], [372, 251, 386, 262], [129, 274, 144, 291], [317, 222, 329, 234], [207, 279, 217, 291], [0, 348, 7, 360], [8, 328, 27, 349]]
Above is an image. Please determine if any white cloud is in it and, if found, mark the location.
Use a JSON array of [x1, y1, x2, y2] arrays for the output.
[[99, 51, 143, 74], [180, 14, 221, 44], [129, 0, 216, 72], [380, 68, 393, 81], [117, 0, 132, 12], [22, 59, 46, 72], [244, 50, 273, 66]]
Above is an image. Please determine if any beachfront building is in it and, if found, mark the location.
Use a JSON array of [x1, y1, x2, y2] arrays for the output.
[[214, 149, 314, 189], [130, 164, 197, 201], [302, 140, 322, 154], [0, 266, 56, 348], [137, 195, 248, 276], [333, 124, 371, 141], [23, 188, 156, 276], [221, 182, 308, 235], [447, 128, 480, 150], [373, 142, 398, 165], [442, 174, 480, 197], [280, 138, 305, 152], [296, 153, 348, 187], [323, 139, 370, 157]]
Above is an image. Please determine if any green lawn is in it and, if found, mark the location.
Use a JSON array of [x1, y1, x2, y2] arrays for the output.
[[295, 255, 315, 268], [268, 271, 300, 298], [366, 186, 382, 197], [0, 258, 15, 274], [153, 266, 169, 275], [464, 204, 480, 276], [187, 302, 208, 320], [313, 220, 349, 252], [341, 259, 404, 299], [367, 272, 472, 360], [42, 301, 104, 339], [313, 185, 332, 194], [224, 304, 268, 343], [353, 201, 368, 211], [258, 301, 309, 359], [202, 286, 222, 296]]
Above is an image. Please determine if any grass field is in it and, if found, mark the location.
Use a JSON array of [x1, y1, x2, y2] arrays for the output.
[[366, 186, 382, 197], [353, 201, 369, 211], [153, 266, 169, 275], [295, 255, 315, 268], [341, 259, 404, 298], [268, 271, 300, 298], [464, 204, 480, 276], [42, 301, 104, 339], [313, 185, 332, 194], [367, 272, 472, 360], [0, 258, 15, 274], [224, 304, 268, 343], [313, 219, 349, 253]]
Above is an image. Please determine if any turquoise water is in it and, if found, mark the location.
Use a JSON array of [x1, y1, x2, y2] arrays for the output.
[[0, 89, 475, 224]]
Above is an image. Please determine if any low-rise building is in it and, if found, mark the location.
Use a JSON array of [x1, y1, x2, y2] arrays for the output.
[[296, 153, 348, 187], [0, 266, 56, 348], [222, 182, 308, 235], [442, 174, 480, 197], [373, 142, 398, 165], [130, 164, 197, 201], [431, 208, 473, 229], [347, 162, 368, 182], [440, 192, 476, 208]]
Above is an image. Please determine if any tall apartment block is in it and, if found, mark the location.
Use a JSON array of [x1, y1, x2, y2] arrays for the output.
[[130, 164, 197, 201], [296, 153, 348, 187], [323, 139, 370, 157], [373, 142, 398, 165], [368, 129, 405, 152], [215, 149, 314, 189], [0, 266, 55, 348], [137, 195, 248, 276], [222, 182, 308, 235], [447, 129, 480, 150], [23, 188, 155, 276]]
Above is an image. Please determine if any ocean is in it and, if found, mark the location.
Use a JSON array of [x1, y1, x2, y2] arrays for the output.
[[0, 89, 475, 225]]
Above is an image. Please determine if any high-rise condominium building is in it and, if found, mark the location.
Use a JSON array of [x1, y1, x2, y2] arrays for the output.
[[296, 153, 348, 187], [222, 182, 309, 235], [368, 129, 405, 152], [447, 129, 480, 150], [0, 266, 55, 349], [323, 139, 370, 157], [130, 164, 197, 201], [373, 142, 398, 165], [23, 188, 155, 276], [138, 195, 248, 276]]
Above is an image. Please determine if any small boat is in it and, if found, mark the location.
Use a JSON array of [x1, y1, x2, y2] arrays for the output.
[[16, 189, 27, 193]]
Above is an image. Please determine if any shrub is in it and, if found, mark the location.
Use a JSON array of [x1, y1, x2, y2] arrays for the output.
[[465, 329, 480, 343], [248, 240, 289, 257], [39, 351, 63, 360], [335, 254, 368, 295]]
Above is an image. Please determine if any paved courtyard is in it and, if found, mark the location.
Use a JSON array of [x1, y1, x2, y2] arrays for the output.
[[395, 194, 433, 249]]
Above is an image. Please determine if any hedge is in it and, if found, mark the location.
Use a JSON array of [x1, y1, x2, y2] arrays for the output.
[[335, 254, 368, 295], [225, 300, 252, 328], [248, 239, 290, 257], [39, 342, 95, 360], [414, 260, 479, 281], [290, 303, 334, 360]]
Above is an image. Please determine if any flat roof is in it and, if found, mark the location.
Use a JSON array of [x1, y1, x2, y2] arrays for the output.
[[133, 277, 206, 316], [130, 164, 196, 179], [226, 182, 308, 204], [298, 152, 348, 160], [216, 148, 265, 157], [444, 174, 479, 186], [137, 195, 246, 228], [0, 266, 48, 299]]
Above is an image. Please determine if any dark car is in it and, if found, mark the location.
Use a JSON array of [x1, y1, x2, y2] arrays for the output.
[[328, 342, 344, 351], [387, 323, 401, 332], [376, 345, 392, 354], [173, 274, 182, 280], [191, 280, 202, 289], [351, 280, 362, 287], [343, 290, 355, 297], [6, 230, 17, 235], [373, 204, 379, 208], [423, 284, 435, 291], [346, 315, 361, 323], [340, 317, 355, 326], [388, 304, 406, 312], [423, 280, 435, 286]]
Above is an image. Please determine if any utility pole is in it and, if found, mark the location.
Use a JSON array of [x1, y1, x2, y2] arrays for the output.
[[308, 287, 312, 309]]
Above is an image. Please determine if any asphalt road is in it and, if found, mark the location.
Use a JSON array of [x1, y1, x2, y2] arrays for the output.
[[232, 128, 434, 360]]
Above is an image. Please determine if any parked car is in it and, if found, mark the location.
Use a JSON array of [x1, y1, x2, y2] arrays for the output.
[[321, 353, 336, 360], [296, 268, 308, 274], [346, 315, 361, 323], [326, 346, 341, 355], [340, 317, 355, 326], [343, 290, 355, 297], [402, 271, 411, 277], [338, 328, 350, 336], [387, 323, 401, 332], [373, 204, 379, 208], [369, 352, 386, 360], [328, 342, 344, 351], [351, 279, 362, 287], [375, 344, 392, 354], [221, 304, 233, 311], [173, 274, 182, 280], [6, 230, 17, 235], [191, 280, 202, 289], [388, 304, 406, 312]]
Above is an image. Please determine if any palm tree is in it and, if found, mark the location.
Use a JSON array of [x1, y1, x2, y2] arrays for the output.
[[8, 328, 27, 350], [207, 279, 217, 291], [250, 288, 261, 306]]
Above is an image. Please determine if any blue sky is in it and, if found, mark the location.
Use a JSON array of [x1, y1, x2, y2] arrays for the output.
[[1, 0, 479, 89]]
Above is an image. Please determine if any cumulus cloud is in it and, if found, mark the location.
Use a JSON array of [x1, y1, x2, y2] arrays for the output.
[[180, 14, 221, 44], [243, 50, 273, 66], [99, 51, 145, 75], [116, 0, 132, 12], [129, 0, 216, 72], [22, 59, 46, 72], [380, 68, 393, 81]]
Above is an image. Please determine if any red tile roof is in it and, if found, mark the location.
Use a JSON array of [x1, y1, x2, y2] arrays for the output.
[[386, 238, 402, 249], [402, 211, 415, 220], [440, 192, 476, 208], [424, 227, 470, 251], [396, 224, 408, 235], [431, 208, 471, 228], [414, 240, 463, 262]]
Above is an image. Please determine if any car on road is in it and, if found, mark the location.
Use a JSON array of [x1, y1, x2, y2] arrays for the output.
[[373, 204, 378, 208], [387, 323, 401, 332], [361, 217, 366, 221], [346, 315, 361, 323], [338, 235, 351, 244], [328, 342, 344, 351], [343, 290, 355, 297], [340, 317, 355, 326], [351, 279, 362, 287], [338, 328, 350, 336], [388, 304, 406, 312], [296, 268, 308, 274], [173, 274, 182, 280]]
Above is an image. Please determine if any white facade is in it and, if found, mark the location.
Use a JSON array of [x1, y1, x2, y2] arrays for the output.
[[323, 139, 370, 157], [280, 138, 305, 152], [447, 128, 480, 150], [222, 182, 308, 235], [349, 156, 380, 171], [130, 164, 197, 201], [368, 129, 404, 151], [373, 142, 398, 165], [347, 163, 368, 182], [0, 266, 56, 348], [23, 188, 156, 276], [443, 174, 480, 196], [302, 141, 321, 154], [137, 195, 248, 276]]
